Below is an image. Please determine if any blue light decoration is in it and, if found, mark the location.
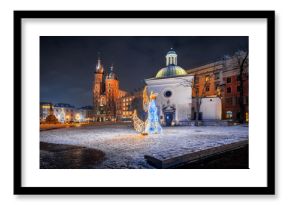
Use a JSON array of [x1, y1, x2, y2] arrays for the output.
[[145, 92, 162, 134]]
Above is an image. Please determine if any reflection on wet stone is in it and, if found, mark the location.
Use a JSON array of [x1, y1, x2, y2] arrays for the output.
[[40, 142, 105, 169]]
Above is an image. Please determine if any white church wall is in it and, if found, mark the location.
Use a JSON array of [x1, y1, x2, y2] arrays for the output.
[[199, 97, 222, 120], [145, 76, 193, 125]]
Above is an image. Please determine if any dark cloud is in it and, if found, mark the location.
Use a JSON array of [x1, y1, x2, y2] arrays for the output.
[[40, 36, 248, 107]]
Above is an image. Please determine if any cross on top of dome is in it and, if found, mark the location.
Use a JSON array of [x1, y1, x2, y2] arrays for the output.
[[167, 48, 177, 55]]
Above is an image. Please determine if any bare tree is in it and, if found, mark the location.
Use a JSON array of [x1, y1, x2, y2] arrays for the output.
[[234, 51, 249, 123], [192, 74, 211, 126], [177, 62, 220, 126]]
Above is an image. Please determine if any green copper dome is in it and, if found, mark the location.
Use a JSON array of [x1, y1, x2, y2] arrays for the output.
[[156, 65, 187, 78]]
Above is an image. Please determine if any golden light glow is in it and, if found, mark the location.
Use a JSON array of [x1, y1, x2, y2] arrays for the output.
[[143, 86, 149, 112], [42, 105, 51, 109], [75, 113, 80, 121], [149, 91, 158, 100]]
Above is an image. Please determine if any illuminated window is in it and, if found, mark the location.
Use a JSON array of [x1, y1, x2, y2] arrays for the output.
[[205, 75, 210, 82], [226, 111, 233, 119], [42, 105, 51, 109]]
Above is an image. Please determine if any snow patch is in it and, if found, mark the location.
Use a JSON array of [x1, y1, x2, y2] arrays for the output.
[[40, 124, 248, 169]]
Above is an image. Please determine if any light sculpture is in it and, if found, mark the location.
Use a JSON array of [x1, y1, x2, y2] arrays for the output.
[[132, 86, 162, 135], [144, 91, 162, 134]]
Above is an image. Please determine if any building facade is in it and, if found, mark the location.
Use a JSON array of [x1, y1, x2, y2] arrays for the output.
[[40, 102, 94, 124], [221, 52, 249, 122], [92, 56, 127, 122], [116, 94, 135, 121], [40, 102, 53, 122], [187, 51, 249, 122], [145, 49, 193, 126], [53, 103, 76, 123], [187, 61, 223, 121], [78, 106, 94, 122]]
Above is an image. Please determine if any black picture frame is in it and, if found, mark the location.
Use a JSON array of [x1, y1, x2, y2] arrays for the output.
[[14, 10, 275, 195]]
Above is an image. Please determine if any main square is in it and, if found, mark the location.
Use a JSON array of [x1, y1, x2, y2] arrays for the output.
[[40, 36, 249, 169]]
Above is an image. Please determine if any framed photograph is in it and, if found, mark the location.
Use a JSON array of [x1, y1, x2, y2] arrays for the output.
[[14, 10, 275, 195]]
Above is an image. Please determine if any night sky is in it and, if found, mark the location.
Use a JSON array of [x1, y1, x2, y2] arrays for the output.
[[40, 36, 248, 107]]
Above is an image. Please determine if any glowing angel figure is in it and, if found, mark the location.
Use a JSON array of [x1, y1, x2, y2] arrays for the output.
[[144, 91, 162, 134], [132, 110, 146, 134], [132, 86, 149, 134], [132, 87, 162, 135]]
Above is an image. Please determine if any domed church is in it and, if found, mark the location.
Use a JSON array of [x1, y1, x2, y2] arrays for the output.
[[145, 49, 194, 126]]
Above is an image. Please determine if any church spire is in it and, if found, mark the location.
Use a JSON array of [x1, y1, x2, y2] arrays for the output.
[[106, 63, 118, 80], [96, 53, 104, 73], [110, 64, 114, 72]]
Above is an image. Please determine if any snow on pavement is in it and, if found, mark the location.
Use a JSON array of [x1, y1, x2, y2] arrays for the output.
[[40, 124, 248, 168]]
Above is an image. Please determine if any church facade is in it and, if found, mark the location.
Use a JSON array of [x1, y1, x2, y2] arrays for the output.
[[145, 49, 194, 126], [92, 57, 126, 121]]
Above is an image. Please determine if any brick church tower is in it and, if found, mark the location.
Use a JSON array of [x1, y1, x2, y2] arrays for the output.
[[93, 56, 105, 117], [105, 65, 119, 117], [92, 55, 121, 121]]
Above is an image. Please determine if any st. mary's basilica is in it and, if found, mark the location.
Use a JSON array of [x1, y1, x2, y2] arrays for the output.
[[92, 56, 126, 121]]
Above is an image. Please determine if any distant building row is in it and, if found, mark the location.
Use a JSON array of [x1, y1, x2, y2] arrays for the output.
[[40, 103, 94, 123]]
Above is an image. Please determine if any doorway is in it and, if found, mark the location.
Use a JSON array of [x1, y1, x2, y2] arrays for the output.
[[165, 112, 173, 126]]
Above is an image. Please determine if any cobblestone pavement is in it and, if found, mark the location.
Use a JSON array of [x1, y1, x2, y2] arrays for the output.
[[40, 124, 248, 169]]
